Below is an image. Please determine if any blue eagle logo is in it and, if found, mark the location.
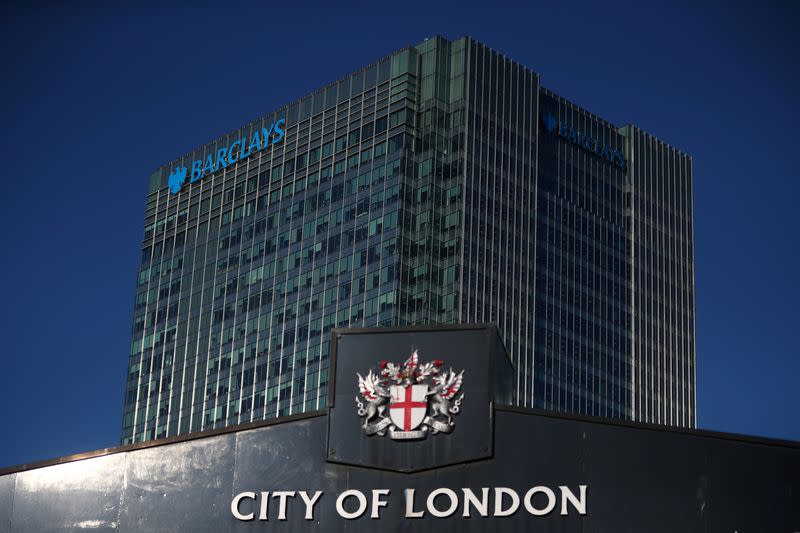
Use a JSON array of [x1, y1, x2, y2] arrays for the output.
[[168, 167, 187, 194], [541, 112, 557, 133]]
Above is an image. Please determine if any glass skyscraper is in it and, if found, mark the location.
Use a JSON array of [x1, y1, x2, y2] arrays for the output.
[[121, 36, 695, 444]]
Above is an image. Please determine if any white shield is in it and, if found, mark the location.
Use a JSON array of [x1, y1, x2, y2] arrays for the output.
[[389, 384, 428, 431]]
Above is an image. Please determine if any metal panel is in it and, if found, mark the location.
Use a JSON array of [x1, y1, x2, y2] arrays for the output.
[[579, 414, 706, 530], [0, 408, 797, 531], [231, 419, 338, 532], [118, 433, 236, 532], [0, 473, 14, 533], [326, 326, 511, 472], [702, 438, 798, 532], [11, 453, 124, 533]]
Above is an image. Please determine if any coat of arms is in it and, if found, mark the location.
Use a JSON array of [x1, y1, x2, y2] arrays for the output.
[[355, 350, 465, 440]]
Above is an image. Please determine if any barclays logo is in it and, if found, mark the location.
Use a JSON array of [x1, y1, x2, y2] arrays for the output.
[[541, 112, 557, 134], [167, 117, 286, 194], [540, 112, 626, 170], [168, 167, 187, 194]]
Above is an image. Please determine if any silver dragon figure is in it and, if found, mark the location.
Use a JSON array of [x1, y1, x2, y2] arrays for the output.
[[427, 369, 465, 426], [355, 370, 390, 433]]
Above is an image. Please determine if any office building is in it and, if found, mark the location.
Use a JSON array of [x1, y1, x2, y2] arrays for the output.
[[121, 35, 695, 444]]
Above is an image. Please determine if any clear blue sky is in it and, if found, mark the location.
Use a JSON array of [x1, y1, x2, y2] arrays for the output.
[[0, 2, 797, 469]]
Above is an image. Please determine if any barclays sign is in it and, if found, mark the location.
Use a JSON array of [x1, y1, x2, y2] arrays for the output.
[[167, 117, 286, 194], [540, 112, 626, 170]]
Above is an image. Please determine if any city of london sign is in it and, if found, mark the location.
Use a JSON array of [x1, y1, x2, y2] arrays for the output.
[[356, 351, 465, 440]]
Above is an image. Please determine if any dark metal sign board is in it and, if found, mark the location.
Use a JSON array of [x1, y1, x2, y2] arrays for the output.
[[326, 325, 513, 472], [0, 325, 797, 532]]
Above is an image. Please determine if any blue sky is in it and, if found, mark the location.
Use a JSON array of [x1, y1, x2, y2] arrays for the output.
[[0, 2, 797, 468]]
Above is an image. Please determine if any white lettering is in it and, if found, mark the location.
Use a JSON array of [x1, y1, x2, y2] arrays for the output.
[[336, 490, 368, 519], [299, 491, 323, 520], [427, 488, 458, 518], [272, 491, 295, 521], [560, 485, 587, 515], [258, 491, 269, 520], [462, 488, 489, 517], [231, 492, 256, 521], [404, 488, 425, 518], [370, 489, 390, 519], [231, 485, 588, 521], [494, 487, 520, 517], [524, 486, 556, 516]]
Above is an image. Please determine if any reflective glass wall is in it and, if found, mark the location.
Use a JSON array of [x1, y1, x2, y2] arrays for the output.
[[124, 54, 412, 444], [123, 36, 696, 444], [534, 90, 633, 420]]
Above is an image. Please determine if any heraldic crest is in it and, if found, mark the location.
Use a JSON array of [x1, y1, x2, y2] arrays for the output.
[[355, 350, 465, 440]]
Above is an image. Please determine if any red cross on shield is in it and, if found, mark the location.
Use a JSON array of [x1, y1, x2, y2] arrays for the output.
[[389, 384, 428, 431]]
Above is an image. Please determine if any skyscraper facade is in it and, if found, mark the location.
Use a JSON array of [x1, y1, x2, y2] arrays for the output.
[[121, 36, 695, 445]]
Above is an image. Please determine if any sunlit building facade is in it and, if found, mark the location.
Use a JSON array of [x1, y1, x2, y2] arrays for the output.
[[121, 36, 695, 444]]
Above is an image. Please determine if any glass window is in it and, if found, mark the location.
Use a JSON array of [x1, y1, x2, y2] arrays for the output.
[[334, 160, 346, 176], [337, 79, 350, 103], [309, 146, 321, 164], [313, 91, 325, 114], [389, 109, 406, 128], [365, 65, 377, 88], [351, 71, 364, 96], [320, 166, 332, 182], [388, 134, 404, 153], [337, 135, 351, 153], [391, 50, 411, 77], [325, 85, 337, 108], [378, 60, 390, 83], [361, 122, 374, 140]]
